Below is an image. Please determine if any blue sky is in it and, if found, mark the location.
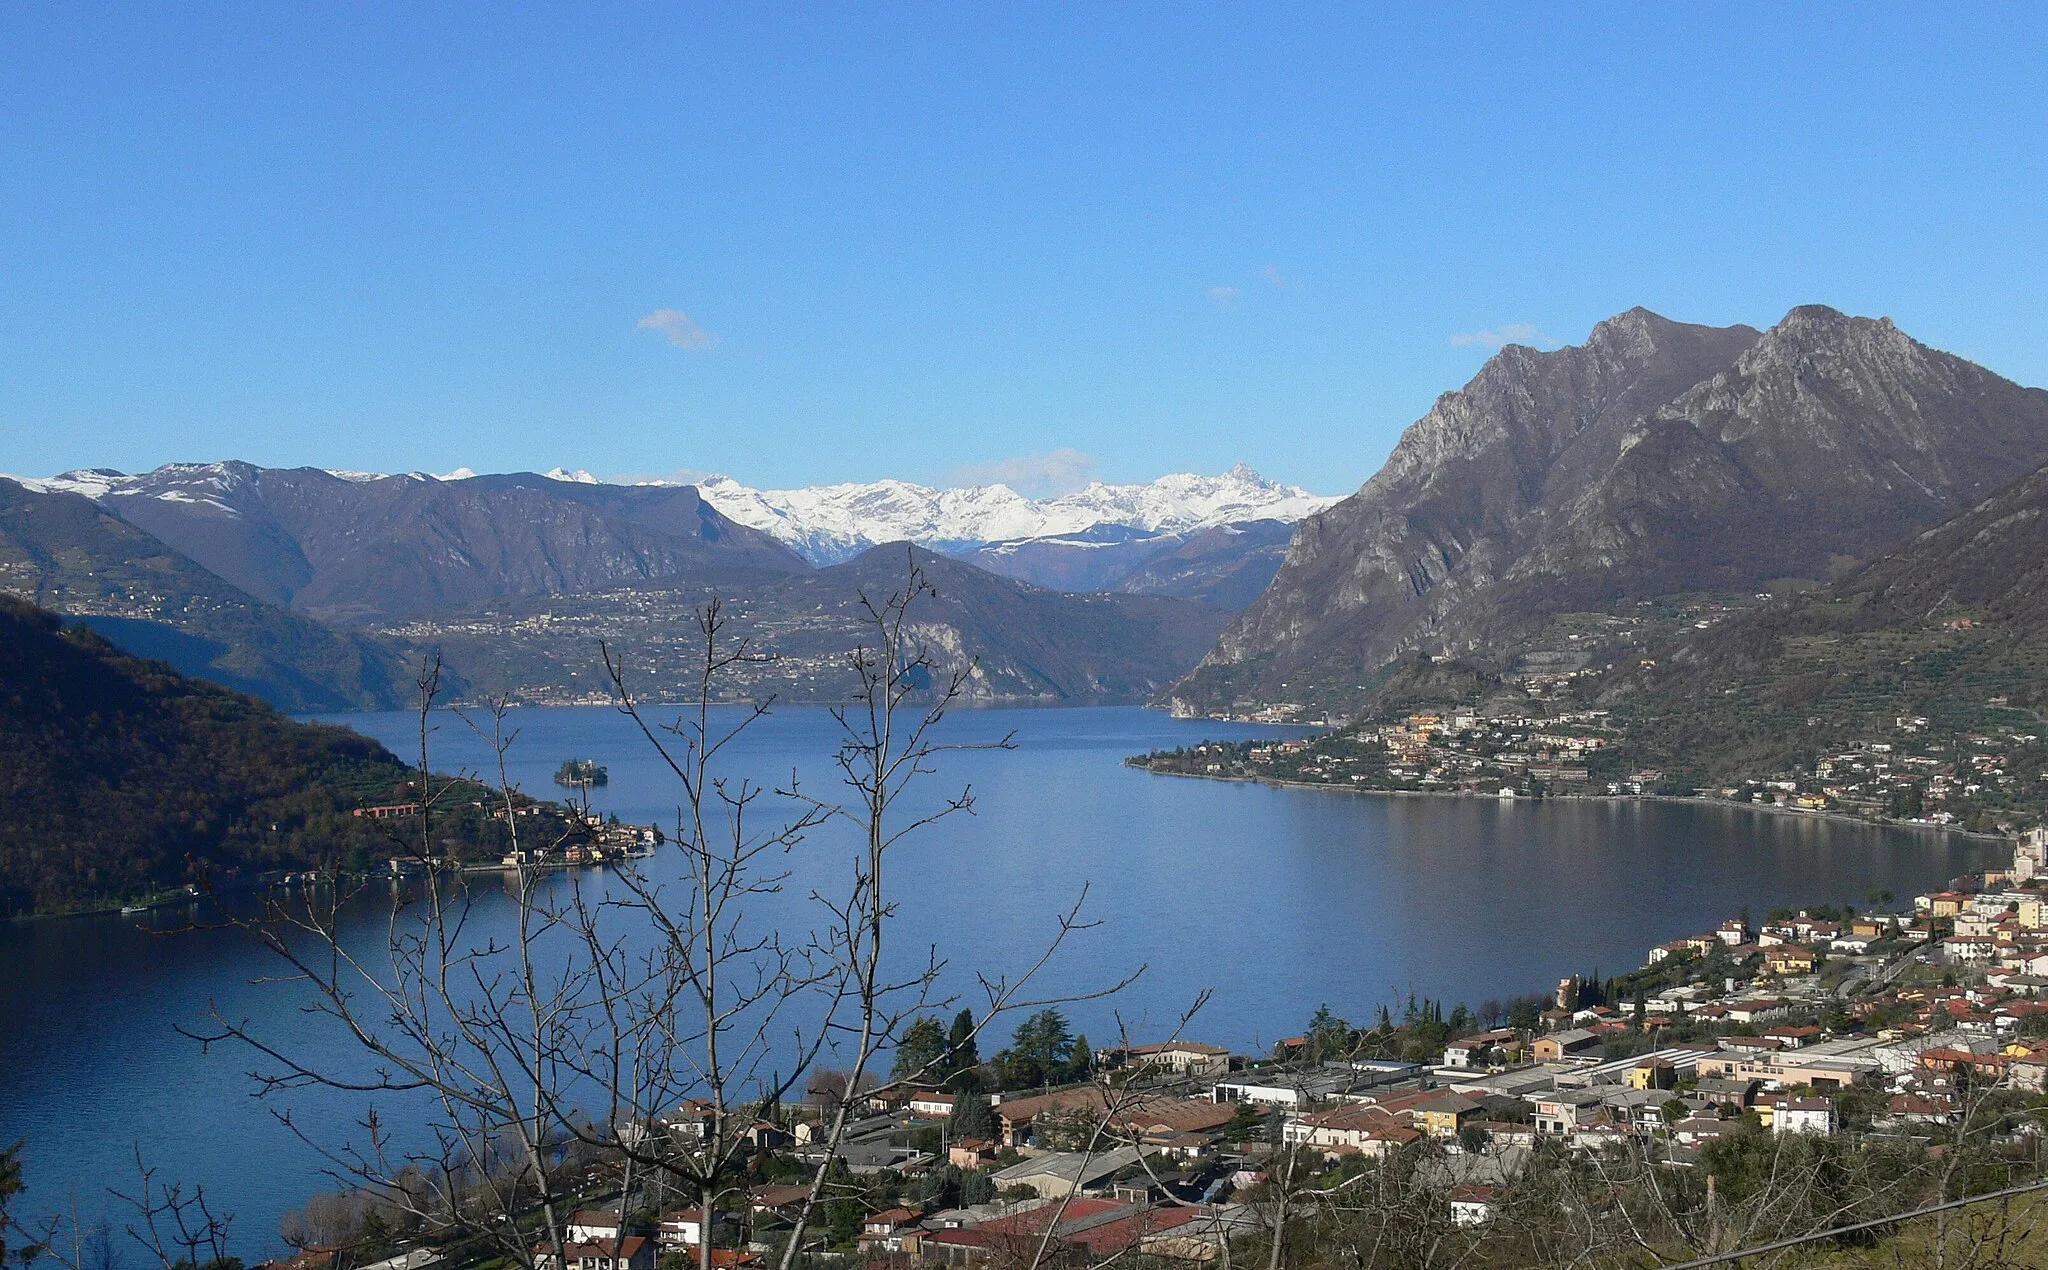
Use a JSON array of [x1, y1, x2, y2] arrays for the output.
[[3, 6, 2044, 495]]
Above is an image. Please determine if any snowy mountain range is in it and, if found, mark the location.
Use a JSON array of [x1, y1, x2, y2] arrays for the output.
[[687, 463, 1336, 565], [10, 461, 1334, 562], [4, 460, 1336, 609]]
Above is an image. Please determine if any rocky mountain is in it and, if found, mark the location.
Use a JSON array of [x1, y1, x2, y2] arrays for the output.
[[0, 479, 416, 711], [385, 544, 1234, 706], [694, 464, 1336, 578], [15, 464, 806, 624], [1173, 305, 2048, 714]]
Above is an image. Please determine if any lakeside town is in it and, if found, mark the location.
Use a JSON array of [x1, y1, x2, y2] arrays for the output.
[[216, 828, 2048, 1269], [1134, 704, 2043, 835]]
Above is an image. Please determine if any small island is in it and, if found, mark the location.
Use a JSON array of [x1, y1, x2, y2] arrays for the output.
[[552, 758, 608, 788]]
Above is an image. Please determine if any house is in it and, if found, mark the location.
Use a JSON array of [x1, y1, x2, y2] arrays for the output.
[[908, 1091, 958, 1118], [1774, 1097, 1835, 1136], [1692, 1052, 1876, 1091], [1414, 1093, 1482, 1138], [1764, 945, 1816, 975], [1917, 1048, 2011, 1080], [988, 1145, 1147, 1198], [1281, 1104, 1422, 1157], [1671, 1114, 1732, 1146], [748, 1186, 811, 1219], [1094, 1041, 1234, 1077], [1532, 1089, 1609, 1135], [656, 1210, 715, 1254], [662, 1099, 714, 1141], [1211, 1067, 1367, 1109], [1460, 1121, 1537, 1149], [1530, 1029, 1600, 1062], [1443, 1029, 1516, 1068], [567, 1212, 625, 1243], [534, 1239, 654, 1270], [949, 1139, 997, 1169], [1882, 1094, 1958, 1127], [1692, 1077, 1761, 1108], [1762, 1025, 1821, 1049], [858, 1208, 926, 1255], [2013, 1055, 2048, 1093]]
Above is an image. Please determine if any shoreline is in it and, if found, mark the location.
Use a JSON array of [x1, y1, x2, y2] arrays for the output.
[[1125, 761, 2008, 845]]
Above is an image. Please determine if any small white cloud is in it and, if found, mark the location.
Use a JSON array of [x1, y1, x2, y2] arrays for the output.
[[635, 308, 719, 350], [1208, 286, 1239, 310], [1259, 265, 1286, 289], [945, 448, 1100, 499], [1449, 322, 1556, 351]]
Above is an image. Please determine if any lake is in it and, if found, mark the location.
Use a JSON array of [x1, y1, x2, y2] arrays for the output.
[[0, 704, 1998, 1255]]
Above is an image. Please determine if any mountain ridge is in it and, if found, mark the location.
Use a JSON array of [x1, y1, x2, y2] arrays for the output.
[[691, 463, 1338, 565], [11, 463, 808, 625], [1172, 304, 2048, 715], [0, 479, 418, 711]]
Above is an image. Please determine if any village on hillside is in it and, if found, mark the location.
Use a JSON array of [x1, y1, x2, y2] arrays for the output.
[[252, 829, 2048, 1268], [1137, 702, 2044, 832]]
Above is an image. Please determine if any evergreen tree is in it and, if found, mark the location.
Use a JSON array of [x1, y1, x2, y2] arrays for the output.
[[949, 1090, 996, 1142], [960, 1171, 996, 1206], [994, 1009, 1076, 1089], [946, 1011, 978, 1073], [892, 1015, 949, 1083]]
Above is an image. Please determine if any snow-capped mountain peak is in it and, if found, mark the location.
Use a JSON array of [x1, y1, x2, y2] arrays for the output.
[[693, 466, 1337, 564], [2, 459, 1338, 569]]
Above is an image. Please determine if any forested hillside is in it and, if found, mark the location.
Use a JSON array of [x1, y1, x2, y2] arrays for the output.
[[0, 596, 540, 915]]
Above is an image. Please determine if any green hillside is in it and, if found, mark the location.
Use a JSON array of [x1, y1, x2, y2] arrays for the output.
[[0, 595, 546, 915]]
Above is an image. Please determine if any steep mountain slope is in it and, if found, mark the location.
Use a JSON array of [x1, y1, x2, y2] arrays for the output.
[[0, 594, 576, 914], [695, 464, 1336, 569], [383, 545, 1234, 706], [22, 464, 807, 624], [0, 480, 415, 711], [1581, 454, 2048, 804], [1174, 306, 2048, 714]]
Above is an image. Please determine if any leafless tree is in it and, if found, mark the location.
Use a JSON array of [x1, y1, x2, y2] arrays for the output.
[[179, 556, 1134, 1270]]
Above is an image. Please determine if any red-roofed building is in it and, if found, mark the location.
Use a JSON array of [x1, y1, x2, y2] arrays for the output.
[[533, 1238, 654, 1270]]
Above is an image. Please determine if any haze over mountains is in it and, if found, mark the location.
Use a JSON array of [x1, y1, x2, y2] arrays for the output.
[[0, 479, 415, 711], [2, 462, 1326, 708], [1171, 304, 2048, 714]]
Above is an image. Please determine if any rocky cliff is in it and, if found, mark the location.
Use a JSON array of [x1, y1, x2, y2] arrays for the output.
[[1172, 306, 2048, 713]]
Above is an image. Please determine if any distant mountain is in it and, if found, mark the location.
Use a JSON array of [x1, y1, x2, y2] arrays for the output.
[[16, 463, 807, 624], [1173, 305, 2048, 714], [384, 544, 1235, 706], [964, 518, 1299, 609], [0, 479, 416, 711], [694, 463, 1336, 573]]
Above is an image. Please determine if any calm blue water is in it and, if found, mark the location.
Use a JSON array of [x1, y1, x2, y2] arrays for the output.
[[0, 705, 1997, 1255]]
